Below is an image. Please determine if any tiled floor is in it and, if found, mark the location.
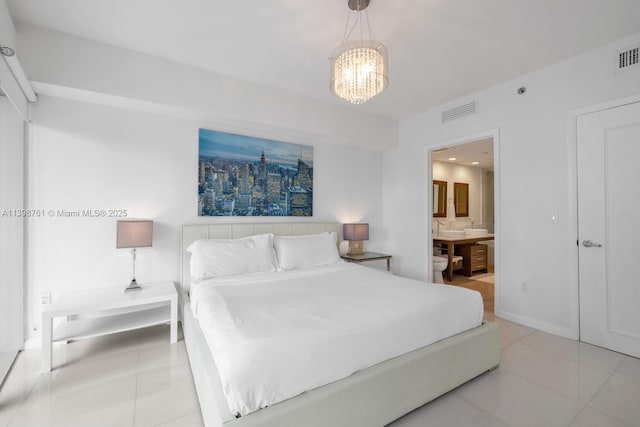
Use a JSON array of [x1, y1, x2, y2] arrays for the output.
[[0, 326, 200, 427], [1, 315, 639, 427]]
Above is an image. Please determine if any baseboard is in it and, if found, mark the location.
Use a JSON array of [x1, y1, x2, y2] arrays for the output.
[[496, 310, 577, 340]]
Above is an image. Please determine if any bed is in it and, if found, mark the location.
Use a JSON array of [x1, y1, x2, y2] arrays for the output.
[[180, 222, 499, 427]]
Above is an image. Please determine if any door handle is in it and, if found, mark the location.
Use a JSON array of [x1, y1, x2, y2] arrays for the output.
[[582, 240, 602, 248]]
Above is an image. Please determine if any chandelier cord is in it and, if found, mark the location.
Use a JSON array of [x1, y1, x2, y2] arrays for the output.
[[365, 9, 374, 48], [342, 9, 357, 44], [342, 7, 376, 48], [359, 4, 364, 41]]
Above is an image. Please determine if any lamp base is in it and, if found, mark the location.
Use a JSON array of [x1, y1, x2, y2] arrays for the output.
[[124, 279, 142, 293], [348, 240, 364, 255]]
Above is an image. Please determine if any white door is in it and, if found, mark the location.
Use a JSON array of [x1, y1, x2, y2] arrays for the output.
[[577, 101, 640, 358]]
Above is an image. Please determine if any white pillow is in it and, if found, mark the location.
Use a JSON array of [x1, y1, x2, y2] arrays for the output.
[[186, 233, 278, 282], [274, 232, 341, 271]]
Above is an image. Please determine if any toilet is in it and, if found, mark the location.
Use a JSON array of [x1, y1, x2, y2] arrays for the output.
[[432, 255, 448, 284]]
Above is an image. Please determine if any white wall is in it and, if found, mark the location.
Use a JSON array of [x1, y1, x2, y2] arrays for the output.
[[432, 160, 483, 225], [24, 96, 384, 340], [0, 0, 27, 376], [482, 169, 494, 233], [0, 95, 24, 378], [15, 24, 397, 151], [383, 32, 640, 338], [0, 1, 28, 120], [0, 0, 16, 49]]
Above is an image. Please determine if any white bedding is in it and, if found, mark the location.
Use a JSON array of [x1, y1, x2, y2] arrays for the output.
[[190, 263, 483, 417]]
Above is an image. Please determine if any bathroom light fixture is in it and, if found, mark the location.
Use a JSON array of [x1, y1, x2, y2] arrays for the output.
[[329, 0, 388, 104], [472, 161, 479, 165], [448, 157, 457, 161]]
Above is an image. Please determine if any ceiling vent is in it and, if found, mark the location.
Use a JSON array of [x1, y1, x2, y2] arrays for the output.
[[442, 101, 477, 124], [617, 46, 639, 71]]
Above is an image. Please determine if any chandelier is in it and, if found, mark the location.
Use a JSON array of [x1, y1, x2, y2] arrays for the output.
[[330, 0, 389, 104]]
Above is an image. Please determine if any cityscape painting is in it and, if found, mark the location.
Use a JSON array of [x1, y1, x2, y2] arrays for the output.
[[198, 128, 313, 216]]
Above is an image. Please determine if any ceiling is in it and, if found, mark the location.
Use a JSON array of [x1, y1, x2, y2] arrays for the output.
[[7, 0, 640, 120], [432, 138, 494, 169]]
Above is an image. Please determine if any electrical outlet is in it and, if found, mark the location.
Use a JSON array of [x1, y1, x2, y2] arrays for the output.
[[41, 292, 51, 305], [521, 282, 529, 293]]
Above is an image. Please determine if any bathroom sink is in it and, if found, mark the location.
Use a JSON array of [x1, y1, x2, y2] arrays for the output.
[[439, 230, 466, 238], [464, 228, 489, 237]]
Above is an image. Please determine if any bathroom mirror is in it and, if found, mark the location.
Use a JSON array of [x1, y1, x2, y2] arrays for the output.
[[454, 182, 469, 217], [433, 180, 447, 218]]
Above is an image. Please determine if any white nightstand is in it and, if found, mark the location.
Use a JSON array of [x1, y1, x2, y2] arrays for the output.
[[41, 281, 178, 372]]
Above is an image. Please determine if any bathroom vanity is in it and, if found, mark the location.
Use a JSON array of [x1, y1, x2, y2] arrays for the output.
[[433, 234, 494, 281], [456, 243, 488, 276]]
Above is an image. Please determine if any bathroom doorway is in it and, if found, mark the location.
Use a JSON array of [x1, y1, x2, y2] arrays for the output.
[[427, 130, 499, 315]]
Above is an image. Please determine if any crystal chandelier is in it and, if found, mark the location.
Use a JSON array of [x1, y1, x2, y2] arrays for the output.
[[330, 0, 389, 104]]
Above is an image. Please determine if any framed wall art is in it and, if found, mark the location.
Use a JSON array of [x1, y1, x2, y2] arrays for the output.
[[198, 128, 313, 217]]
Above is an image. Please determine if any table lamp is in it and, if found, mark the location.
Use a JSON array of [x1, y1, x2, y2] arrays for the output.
[[116, 219, 153, 292], [343, 223, 369, 255]]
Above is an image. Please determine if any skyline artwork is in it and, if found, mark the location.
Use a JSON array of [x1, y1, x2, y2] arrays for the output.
[[198, 128, 313, 217]]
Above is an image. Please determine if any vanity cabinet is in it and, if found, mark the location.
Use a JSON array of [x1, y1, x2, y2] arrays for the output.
[[456, 243, 488, 277]]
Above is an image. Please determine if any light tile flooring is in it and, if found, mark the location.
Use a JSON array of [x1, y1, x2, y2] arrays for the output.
[[0, 326, 199, 427], [1, 316, 639, 427]]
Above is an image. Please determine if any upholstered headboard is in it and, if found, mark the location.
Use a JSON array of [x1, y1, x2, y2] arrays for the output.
[[180, 222, 339, 295]]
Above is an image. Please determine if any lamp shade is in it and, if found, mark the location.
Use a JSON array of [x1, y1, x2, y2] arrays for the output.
[[116, 220, 153, 249], [343, 223, 369, 241]]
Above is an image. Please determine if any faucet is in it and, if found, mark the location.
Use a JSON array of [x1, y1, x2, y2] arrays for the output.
[[470, 218, 475, 229], [436, 220, 445, 236]]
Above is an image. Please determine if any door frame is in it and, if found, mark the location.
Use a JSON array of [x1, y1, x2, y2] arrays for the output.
[[567, 93, 640, 340], [425, 128, 501, 314]]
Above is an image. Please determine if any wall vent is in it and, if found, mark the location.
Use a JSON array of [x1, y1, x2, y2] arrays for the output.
[[442, 101, 477, 123], [618, 46, 639, 70]]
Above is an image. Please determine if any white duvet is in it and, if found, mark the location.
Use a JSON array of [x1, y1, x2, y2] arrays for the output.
[[190, 263, 483, 417]]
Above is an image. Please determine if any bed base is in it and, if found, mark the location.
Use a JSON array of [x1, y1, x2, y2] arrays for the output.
[[180, 222, 500, 426], [183, 298, 499, 427]]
